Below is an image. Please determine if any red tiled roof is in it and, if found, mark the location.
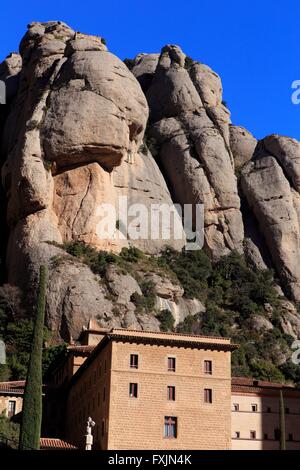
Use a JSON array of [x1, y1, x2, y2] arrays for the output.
[[67, 345, 95, 355], [40, 438, 77, 450], [0, 381, 25, 395], [110, 327, 231, 341], [231, 376, 295, 393]]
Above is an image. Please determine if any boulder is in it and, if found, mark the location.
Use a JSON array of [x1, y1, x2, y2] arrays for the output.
[[230, 125, 257, 170]]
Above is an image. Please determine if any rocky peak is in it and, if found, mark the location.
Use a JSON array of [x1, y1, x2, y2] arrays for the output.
[[137, 44, 243, 259], [1, 22, 300, 347]]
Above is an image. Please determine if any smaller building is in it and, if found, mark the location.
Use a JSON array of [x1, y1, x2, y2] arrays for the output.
[[0, 381, 24, 419], [231, 377, 300, 450]]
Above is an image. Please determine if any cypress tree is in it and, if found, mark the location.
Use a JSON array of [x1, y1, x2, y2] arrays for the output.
[[279, 389, 286, 450], [19, 265, 48, 450]]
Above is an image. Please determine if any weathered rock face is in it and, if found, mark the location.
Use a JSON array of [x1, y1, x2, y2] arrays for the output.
[[131, 53, 159, 91], [230, 125, 257, 170], [0, 23, 186, 339], [278, 300, 300, 339], [42, 47, 148, 173], [241, 136, 300, 301], [134, 45, 244, 259], [251, 315, 274, 332], [0, 52, 22, 104], [2, 22, 300, 340], [45, 256, 205, 341]]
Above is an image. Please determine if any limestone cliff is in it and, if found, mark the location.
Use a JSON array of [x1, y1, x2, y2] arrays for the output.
[[1, 22, 300, 345]]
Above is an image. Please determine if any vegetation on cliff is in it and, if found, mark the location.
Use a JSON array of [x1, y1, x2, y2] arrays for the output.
[[0, 284, 65, 381], [58, 242, 300, 385], [0, 243, 299, 386]]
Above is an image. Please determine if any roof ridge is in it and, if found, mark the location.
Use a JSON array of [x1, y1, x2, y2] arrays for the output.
[[110, 327, 231, 341]]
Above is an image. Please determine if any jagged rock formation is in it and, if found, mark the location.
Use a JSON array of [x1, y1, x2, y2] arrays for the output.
[[241, 135, 300, 301], [1, 22, 300, 341], [133, 46, 244, 259], [229, 125, 257, 170]]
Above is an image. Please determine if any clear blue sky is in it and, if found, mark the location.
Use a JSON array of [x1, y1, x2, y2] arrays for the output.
[[1, 0, 299, 140]]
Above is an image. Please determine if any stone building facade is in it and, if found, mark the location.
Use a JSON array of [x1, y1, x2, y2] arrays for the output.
[[0, 381, 24, 418], [231, 377, 300, 450], [64, 328, 235, 450], [2, 326, 300, 451]]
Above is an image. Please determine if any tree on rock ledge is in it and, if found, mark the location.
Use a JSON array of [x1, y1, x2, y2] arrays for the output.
[[19, 265, 48, 450]]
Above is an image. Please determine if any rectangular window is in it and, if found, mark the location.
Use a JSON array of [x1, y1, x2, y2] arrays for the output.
[[234, 431, 240, 439], [101, 419, 105, 437], [250, 430, 256, 439], [267, 407, 271, 413], [285, 407, 290, 414], [204, 388, 212, 404], [129, 383, 138, 398], [264, 433, 268, 440], [288, 433, 293, 441], [274, 429, 280, 440], [167, 386, 175, 401], [251, 404, 258, 412], [7, 400, 16, 418], [164, 416, 177, 438], [130, 354, 138, 369], [204, 360, 212, 375], [167, 357, 176, 372], [233, 403, 239, 412], [103, 387, 106, 402]]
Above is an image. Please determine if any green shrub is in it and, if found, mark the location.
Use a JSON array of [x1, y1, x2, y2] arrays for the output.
[[201, 305, 235, 337], [63, 241, 118, 276], [209, 251, 277, 318], [231, 347, 251, 376], [130, 280, 156, 313], [158, 248, 212, 300], [0, 283, 64, 382], [42, 343, 67, 378], [120, 246, 144, 263], [156, 309, 175, 332], [249, 359, 285, 383], [279, 361, 300, 386], [176, 314, 202, 335]]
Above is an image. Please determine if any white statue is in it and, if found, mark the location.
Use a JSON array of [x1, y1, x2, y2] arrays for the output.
[[85, 417, 96, 450]]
